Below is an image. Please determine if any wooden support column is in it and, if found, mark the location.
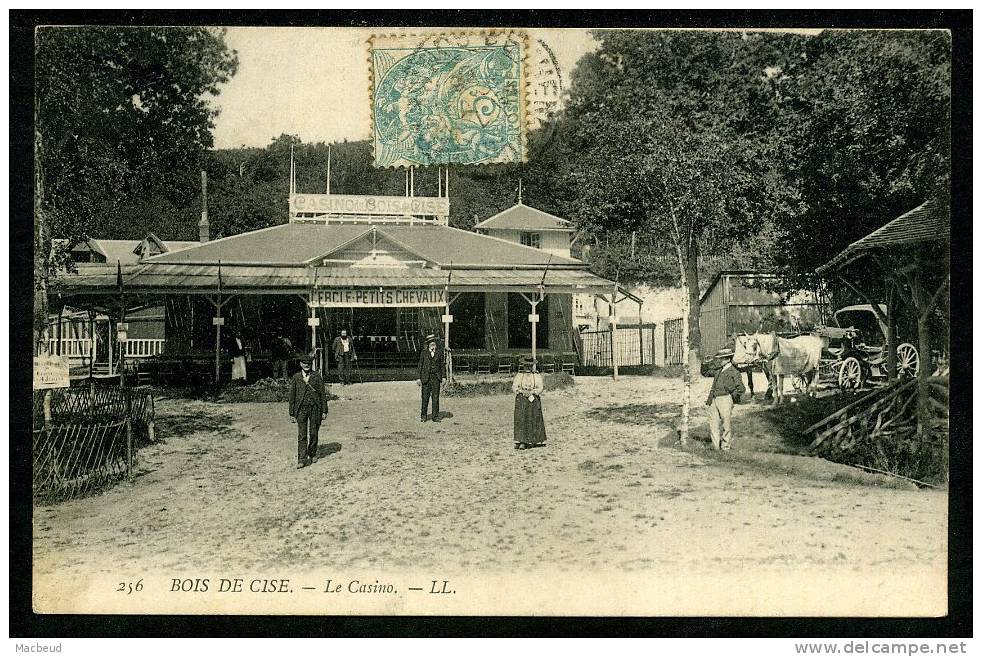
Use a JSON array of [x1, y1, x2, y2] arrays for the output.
[[308, 302, 320, 371], [637, 300, 645, 368], [442, 306, 453, 383], [214, 303, 223, 384], [87, 311, 96, 379], [108, 317, 114, 375], [520, 291, 543, 363], [207, 277, 233, 384]]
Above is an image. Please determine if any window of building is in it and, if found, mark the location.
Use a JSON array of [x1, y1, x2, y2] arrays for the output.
[[520, 232, 541, 249]]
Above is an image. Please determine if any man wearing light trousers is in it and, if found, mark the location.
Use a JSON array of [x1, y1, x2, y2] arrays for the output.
[[705, 348, 745, 451]]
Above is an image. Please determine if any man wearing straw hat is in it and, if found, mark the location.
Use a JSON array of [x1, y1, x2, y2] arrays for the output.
[[416, 334, 444, 422], [289, 353, 328, 468], [705, 347, 745, 451]]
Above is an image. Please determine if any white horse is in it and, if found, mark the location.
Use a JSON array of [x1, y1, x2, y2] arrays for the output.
[[733, 332, 824, 404]]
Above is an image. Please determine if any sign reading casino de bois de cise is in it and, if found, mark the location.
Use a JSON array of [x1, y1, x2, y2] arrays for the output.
[[310, 288, 446, 308], [290, 193, 449, 217]]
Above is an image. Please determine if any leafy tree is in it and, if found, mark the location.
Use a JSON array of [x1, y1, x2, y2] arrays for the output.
[[775, 30, 950, 280], [558, 30, 797, 442], [772, 29, 951, 380], [34, 26, 238, 347]]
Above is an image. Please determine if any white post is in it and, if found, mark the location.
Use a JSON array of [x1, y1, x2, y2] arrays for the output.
[[610, 292, 619, 381], [310, 304, 318, 370], [326, 144, 331, 195], [531, 301, 538, 362], [108, 318, 114, 375]]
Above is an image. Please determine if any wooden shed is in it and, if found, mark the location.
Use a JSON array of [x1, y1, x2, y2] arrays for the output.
[[698, 270, 825, 356]]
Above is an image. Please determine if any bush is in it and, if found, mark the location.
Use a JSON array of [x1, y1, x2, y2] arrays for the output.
[[218, 378, 340, 404], [443, 372, 575, 397]]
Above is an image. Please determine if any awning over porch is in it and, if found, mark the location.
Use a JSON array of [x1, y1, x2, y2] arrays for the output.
[[57, 262, 619, 296]]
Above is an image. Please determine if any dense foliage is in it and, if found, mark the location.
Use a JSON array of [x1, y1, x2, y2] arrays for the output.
[[34, 26, 238, 344]]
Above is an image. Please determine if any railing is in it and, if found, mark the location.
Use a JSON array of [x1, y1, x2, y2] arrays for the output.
[[579, 325, 657, 368], [122, 339, 166, 359], [45, 338, 94, 358]]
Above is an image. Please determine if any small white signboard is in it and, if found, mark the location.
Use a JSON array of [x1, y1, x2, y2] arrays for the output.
[[212, 317, 225, 326], [307, 317, 321, 327], [441, 314, 453, 323], [528, 313, 540, 323], [33, 355, 70, 390]]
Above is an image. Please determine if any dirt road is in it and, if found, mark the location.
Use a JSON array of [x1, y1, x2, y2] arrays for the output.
[[32, 375, 947, 615]]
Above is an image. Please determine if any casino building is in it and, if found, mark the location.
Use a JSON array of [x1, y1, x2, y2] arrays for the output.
[[54, 172, 630, 382]]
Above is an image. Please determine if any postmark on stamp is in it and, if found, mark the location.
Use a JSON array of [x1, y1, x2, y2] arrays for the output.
[[369, 31, 529, 168]]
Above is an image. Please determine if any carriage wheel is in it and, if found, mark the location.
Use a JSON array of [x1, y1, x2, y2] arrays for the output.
[[838, 357, 864, 391], [896, 343, 920, 379]]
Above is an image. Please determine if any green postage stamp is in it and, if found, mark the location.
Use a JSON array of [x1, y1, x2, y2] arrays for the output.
[[369, 31, 529, 168]]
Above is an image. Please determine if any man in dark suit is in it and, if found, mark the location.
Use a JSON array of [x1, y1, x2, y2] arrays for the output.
[[416, 334, 444, 422], [331, 329, 357, 385], [289, 353, 328, 468]]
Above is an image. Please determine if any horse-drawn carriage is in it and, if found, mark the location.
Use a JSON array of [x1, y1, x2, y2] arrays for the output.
[[730, 303, 921, 401], [812, 304, 920, 391]]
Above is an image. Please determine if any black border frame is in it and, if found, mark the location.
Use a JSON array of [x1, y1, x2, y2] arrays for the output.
[[9, 9, 972, 638]]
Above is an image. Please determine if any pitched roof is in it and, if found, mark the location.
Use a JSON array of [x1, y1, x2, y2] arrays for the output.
[[380, 225, 582, 267], [146, 222, 584, 269], [473, 203, 573, 232], [60, 236, 200, 264], [817, 200, 950, 274], [147, 224, 373, 265]]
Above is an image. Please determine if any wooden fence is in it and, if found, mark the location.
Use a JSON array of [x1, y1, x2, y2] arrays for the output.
[[33, 421, 129, 502], [579, 324, 657, 368], [664, 318, 684, 366], [805, 376, 949, 483], [32, 384, 155, 502]]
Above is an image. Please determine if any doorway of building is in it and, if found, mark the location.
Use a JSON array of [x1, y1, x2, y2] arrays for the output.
[[449, 293, 485, 349], [507, 293, 549, 349]]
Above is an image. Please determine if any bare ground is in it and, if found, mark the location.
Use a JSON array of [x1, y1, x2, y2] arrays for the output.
[[33, 374, 947, 586]]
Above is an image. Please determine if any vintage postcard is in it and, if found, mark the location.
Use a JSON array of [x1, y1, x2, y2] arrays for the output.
[[27, 21, 954, 620]]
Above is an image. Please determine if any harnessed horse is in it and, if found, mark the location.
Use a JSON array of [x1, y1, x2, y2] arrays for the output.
[[734, 332, 824, 404]]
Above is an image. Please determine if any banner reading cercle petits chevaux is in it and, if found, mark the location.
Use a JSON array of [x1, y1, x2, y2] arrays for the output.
[[290, 193, 449, 217], [310, 288, 446, 308]]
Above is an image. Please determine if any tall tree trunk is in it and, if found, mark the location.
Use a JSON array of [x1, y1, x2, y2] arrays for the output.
[[685, 239, 702, 361], [677, 240, 701, 446], [33, 135, 51, 354]]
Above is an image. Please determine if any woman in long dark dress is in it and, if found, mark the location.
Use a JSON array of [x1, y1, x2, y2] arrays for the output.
[[512, 356, 546, 449]]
